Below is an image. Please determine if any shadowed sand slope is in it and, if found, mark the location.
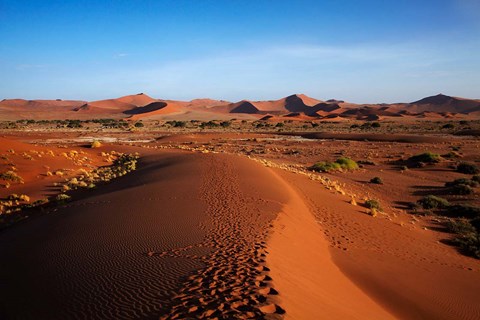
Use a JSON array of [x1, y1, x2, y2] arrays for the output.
[[0, 151, 288, 319], [0, 151, 210, 319]]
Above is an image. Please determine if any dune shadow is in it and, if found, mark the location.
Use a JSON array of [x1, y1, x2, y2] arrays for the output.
[[59, 154, 189, 202], [411, 185, 448, 197]]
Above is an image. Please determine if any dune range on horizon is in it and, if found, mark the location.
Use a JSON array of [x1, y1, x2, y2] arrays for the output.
[[1, 93, 480, 122]]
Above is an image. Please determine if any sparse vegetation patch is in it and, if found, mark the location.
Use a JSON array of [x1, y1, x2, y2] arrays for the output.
[[309, 157, 358, 172]]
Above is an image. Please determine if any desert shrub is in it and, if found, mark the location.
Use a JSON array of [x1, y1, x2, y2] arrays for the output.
[[457, 162, 480, 174], [134, 122, 144, 128], [309, 157, 358, 172], [446, 204, 480, 219], [371, 122, 381, 128], [408, 152, 441, 164], [365, 199, 382, 211], [370, 177, 383, 184], [335, 157, 359, 170], [451, 233, 480, 259], [6, 194, 30, 202], [55, 194, 71, 203], [275, 122, 284, 128], [167, 120, 186, 128], [442, 123, 455, 129], [445, 178, 478, 188], [442, 151, 461, 159], [220, 121, 231, 128], [200, 121, 219, 128], [417, 195, 450, 210], [0, 171, 23, 183], [91, 140, 102, 148], [451, 184, 475, 195], [445, 219, 476, 234]]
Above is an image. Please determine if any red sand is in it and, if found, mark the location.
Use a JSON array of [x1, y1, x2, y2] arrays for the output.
[[1, 134, 480, 319]]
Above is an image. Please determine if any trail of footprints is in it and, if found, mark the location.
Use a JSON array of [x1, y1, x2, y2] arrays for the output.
[[152, 157, 284, 319]]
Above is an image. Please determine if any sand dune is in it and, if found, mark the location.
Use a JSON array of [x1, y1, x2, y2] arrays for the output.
[[1, 93, 479, 120], [116, 93, 157, 106], [279, 170, 480, 320], [266, 169, 394, 319], [225, 94, 326, 115], [1, 133, 480, 319], [408, 94, 480, 114], [0, 150, 290, 318], [123, 101, 168, 115]]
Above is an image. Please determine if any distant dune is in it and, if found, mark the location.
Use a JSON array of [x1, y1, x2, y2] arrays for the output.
[[0, 93, 479, 121]]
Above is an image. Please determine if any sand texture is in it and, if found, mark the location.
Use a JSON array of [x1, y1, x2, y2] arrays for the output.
[[0, 151, 288, 319], [1, 131, 480, 319]]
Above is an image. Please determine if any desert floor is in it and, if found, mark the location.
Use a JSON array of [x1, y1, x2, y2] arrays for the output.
[[0, 128, 479, 320]]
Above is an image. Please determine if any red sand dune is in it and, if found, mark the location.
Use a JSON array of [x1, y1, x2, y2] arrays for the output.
[[1, 137, 480, 319], [116, 93, 157, 106], [128, 101, 183, 120], [1, 93, 480, 120], [225, 94, 326, 115], [408, 94, 480, 114]]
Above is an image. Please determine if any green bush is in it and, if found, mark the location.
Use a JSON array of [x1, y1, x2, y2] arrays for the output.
[[417, 195, 450, 210], [451, 184, 474, 195], [309, 157, 358, 172], [370, 177, 383, 184], [134, 122, 144, 128], [336, 157, 359, 170], [457, 162, 480, 174], [408, 152, 441, 164], [452, 233, 480, 259], [445, 219, 476, 234], [365, 199, 382, 211]]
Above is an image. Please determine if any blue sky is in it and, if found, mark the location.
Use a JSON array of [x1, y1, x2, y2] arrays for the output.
[[0, 0, 479, 103]]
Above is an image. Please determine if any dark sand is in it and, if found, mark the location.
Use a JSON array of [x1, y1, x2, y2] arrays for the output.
[[0, 150, 286, 319]]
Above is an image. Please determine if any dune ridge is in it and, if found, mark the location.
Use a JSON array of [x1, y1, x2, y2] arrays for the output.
[[266, 168, 394, 319], [0, 149, 290, 319], [1, 93, 479, 120]]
